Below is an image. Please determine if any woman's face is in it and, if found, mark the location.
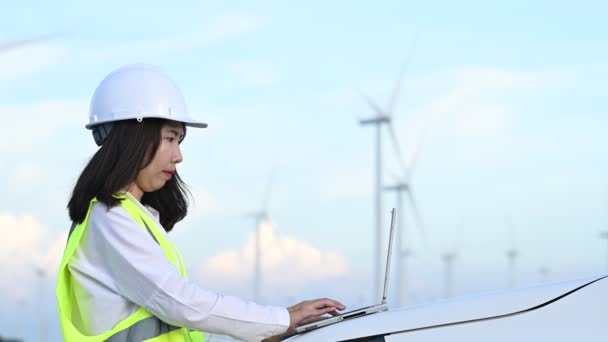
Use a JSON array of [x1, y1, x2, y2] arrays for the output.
[[128, 122, 184, 200]]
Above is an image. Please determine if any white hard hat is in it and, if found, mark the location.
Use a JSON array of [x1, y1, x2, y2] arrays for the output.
[[87, 64, 207, 129]]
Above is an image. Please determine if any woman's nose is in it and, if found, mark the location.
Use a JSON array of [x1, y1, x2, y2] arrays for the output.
[[173, 146, 183, 164]]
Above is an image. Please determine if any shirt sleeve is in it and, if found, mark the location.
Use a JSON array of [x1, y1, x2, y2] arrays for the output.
[[87, 203, 290, 341]]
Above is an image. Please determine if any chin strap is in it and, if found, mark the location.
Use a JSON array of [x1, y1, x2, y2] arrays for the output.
[[92, 122, 114, 146]]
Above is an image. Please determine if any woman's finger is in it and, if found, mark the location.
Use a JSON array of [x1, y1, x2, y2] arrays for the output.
[[323, 298, 345, 310], [314, 306, 339, 317], [327, 309, 341, 316], [313, 298, 345, 310]]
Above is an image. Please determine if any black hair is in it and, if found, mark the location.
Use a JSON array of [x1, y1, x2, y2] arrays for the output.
[[67, 118, 189, 231]]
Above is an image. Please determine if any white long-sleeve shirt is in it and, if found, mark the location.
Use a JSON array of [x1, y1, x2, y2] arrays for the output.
[[68, 193, 290, 341]]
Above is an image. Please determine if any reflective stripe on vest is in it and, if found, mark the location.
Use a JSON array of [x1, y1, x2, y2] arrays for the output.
[[105, 316, 180, 342], [56, 195, 205, 342]]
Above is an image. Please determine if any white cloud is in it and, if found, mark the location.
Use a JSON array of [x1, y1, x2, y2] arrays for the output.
[[0, 211, 66, 301], [404, 66, 543, 139], [377, 65, 565, 170], [190, 190, 223, 216], [0, 98, 88, 153], [79, 14, 262, 61], [1, 14, 261, 81], [442, 104, 512, 137], [0, 98, 90, 198], [176, 189, 224, 234], [353, 66, 553, 161], [0, 43, 68, 82], [312, 66, 559, 202], [447, 66, 545, 95], [0, 12, 262, 94], [8, 161, 46, 188], [392, 66, 538, 113], [199, 222, 348, 293]]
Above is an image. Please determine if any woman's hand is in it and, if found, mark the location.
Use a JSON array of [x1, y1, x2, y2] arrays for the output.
[[287, 298, 345, 327], [263, 298, 345, 341]]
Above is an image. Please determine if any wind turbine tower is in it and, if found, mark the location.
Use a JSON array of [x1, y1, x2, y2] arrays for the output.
[[384, 119, 427, 307], [506, 220, 519, 288], [538, 266, 550, 283], [442, 252, 457, 298], [384, 178, 426, 306], [33, 265, 47, 342], [506, 247, 518, 288], [251, 211, 266, 302], [360, 114, 389, 300], [359, 64, 409, 300], [245, 171, 275, 302]]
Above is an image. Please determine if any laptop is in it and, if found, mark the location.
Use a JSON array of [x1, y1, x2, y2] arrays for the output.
[[295, 208, 397, 333]]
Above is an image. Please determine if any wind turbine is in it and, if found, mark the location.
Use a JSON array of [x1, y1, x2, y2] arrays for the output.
[[441, 251, 457, 298], [506, 248, 518, 288], [384, 131, 428, 307], [243, 169, 276, 302], [359, 63, 409, 300], [506, 219, 518, 288], [32, 264, 48, 342], [0, 32, 66, 54], [538, 266, 550, 283]]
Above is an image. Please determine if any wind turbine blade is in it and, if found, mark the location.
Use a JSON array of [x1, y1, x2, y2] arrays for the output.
[[406, 189, 429, 251], [245, 212, 258, 219], [357, 89, 384, 116], [387, 63, 407, 117], [389, 171, 401, 185], [387, 122, 408, 177], [0, 32, 67, 53], [261, 167, 276, 217], [387, 35, 419, 117], [405, 126, 428, 182]]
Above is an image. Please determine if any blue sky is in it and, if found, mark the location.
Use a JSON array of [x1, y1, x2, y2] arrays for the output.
[[1, 1, 608, 340]]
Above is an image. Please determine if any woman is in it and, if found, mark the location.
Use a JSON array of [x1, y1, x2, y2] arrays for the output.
[[56, 64, 344, 342]]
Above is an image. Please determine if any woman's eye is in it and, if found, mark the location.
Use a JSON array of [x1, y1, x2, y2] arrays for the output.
[[165, 137, 175, 143]]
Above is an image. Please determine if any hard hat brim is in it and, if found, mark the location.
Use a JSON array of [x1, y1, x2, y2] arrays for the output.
[[86, 117, 208, 130], [183, 120, 208, 128]]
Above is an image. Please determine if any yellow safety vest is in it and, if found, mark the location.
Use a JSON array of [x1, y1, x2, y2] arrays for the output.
[[56, 194, 205, 342]]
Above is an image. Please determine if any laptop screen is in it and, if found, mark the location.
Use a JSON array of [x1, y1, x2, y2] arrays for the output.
[[381, 207, 397, 304], [295, 208, 397, 334]]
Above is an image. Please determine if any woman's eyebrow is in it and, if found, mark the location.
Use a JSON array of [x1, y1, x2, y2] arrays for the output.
[[166, 128, 183, 136]]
